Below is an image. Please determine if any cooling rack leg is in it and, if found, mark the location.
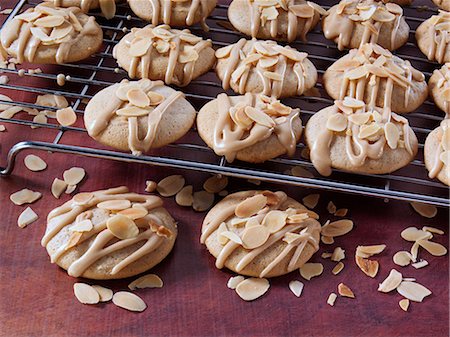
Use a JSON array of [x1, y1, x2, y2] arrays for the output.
[[0, 141, 33, 176]]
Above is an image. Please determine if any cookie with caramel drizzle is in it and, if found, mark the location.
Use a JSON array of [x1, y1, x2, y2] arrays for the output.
[[424, 119, 450, 186], [416, 10, 450, 64], [429, 63, 450, 118], [433, 0, 450, 11], [44, 0, 120, 19], [201, 190, 321, 278], [43, 186, 177, 280]]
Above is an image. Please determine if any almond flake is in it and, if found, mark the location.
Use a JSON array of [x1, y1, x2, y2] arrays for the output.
[[30, 27, 52, 42], [117, 207, 148, 220], [327, 293, 337, 306], [331, 247, 345, 262], [116, 106, 150, 117], [321, 252, 332, 259], [215, 45, 234, 59], [244, 106, 275, 128], [241, 225, 270, 249], [17, 207, 38, 228], [24, 154, 47, 172], [56, 107, 76, 126], [289, 280, 304, 297], [227, 275, 245, 289], [129, 38, 152, 57], [145, 180, 157, 193], [97, 199, 131, 211], [384, 122, 399, 149], [235, 194, 267, 218], [356, 244, 386, 258], [112, 292, 147, 312], [70, 219, 93, 232], [343, 97, 365, 109], [338, 283, 355, 298], [332, 262, 345, 275], [175, 185, 193, 207], [321, 235, 334, 245], [220, 229, 242, 245], [147, 91, 164, 106], [127, 88, 150, 108], [400, 227, 432, 242], [397, 281, 432, 303], [302, 194, 320, 209], [334, 208, 348, 217], [410, 242, 419, 262], [106, 214, 139, 239], [157, 175, 185, 197], [91, 285, 113, 302], [393, 251, 412, 267], [359, 123, 381, 139], [63, 167, 85, 185], [327, 201, 337, 214], [51, 178, 67, 198], [10, 189, 41, 205], [348, 113, 371, 125], [73, 283, 99, 305], [326, 113, 347, 132], [261, 210, 287, 233], [399, 298, 409, 312], [192, 190, 214, 212], [235, 278, 270, 301], [422, 226, 444, 235], [263, 71, 282, 81], [128, 274, 163, 290], [417, 239, 447, 256], [410, 202, 437, 218], [34, 15, 65, 27], [355, 255, 379, 278], [412, 260, 429, 269], [65, 184, 77, 194], [299, 263, 323, 281], [378, 269, 402, 293], [321, 219, 353, 237], [203, 175, 228, 194], [73, 192, 94, 205], [178, 49, 199, 64]]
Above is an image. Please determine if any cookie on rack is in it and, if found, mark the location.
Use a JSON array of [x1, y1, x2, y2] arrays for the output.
[[305, 97, 418, 176], [84, 79, 196, 155], [43, 0, 121, 19], [200, 190, 321, 278], [197, 93, 302, 163], [42, 186, 178, 280], [228, 0, 326, 43], [424, 119, 450, 186], [0, 3, 103, 64], [215, 38, 317, 98], [113, 24, 215, 86], [416, 10, 450, 64], [323, 43, 427, 114], [322, 0, 409, 51], [428, 63, 450, 117], [433, 0, 450, 11], [128, 0, 217, 29]]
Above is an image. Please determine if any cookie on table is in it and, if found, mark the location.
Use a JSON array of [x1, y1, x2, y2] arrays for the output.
[[200, 190, 321, 278], [215, 38, 317, 98], [322, 0, 409, 51], [228, 0, 326, 43], [197, 93, 302, 163], [433, 0, 450, 11], [113, 24, 215, 86], [323, 43, 427, 114], [43, 0, 121, 19], [84, 79, 196, 155], [428, 63, 450, 117], [0, 3, 103, 64], [305, 97, 418, 176], [42, 186, 177, 280], [416, 10, 450, 64], [424, 119, 450, 186], [128, 0, 217, 29]]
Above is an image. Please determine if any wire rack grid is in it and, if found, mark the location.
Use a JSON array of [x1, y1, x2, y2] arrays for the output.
[[0, 0, 449, 207]]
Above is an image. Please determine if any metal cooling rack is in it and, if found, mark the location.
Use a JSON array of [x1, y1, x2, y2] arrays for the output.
[[0, 0, 449, 207]]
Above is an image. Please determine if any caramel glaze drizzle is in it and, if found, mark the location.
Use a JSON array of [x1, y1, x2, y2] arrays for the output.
[[2, 4, 99, 64], [52, 0, 117, 19], [429, 119, 450, 179], [42, 186, 170, 278], [323, 0, 403, 51], [200, 191, 320, 278], [213, 93, 299, 162]]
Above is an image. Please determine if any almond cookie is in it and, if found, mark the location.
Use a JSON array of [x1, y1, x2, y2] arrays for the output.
[[305, 98, 418, 176], [128, 0, 217, 30], [228, 0, 326, 43], [424, 119, 450, 186], [200, 190, 321, 278], [42, 186, 177, 280], [197, 93, 302, 163], [429, 63, 450, 117], [323, 43, 427, 114], [433, 0, 450, 11], [113, 24, 215, 86], [416, 10, 450, 64], [84, 79, 196, 155], [215, 38, 317, 98], [0, 3, 103, 64], [43, 0, 121, 19], [322, 0, 409, 51]]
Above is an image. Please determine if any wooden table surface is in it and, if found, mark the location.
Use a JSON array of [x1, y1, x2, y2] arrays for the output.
[[0, 1, 448, 337]]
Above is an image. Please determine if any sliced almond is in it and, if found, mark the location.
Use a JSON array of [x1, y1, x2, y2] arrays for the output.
[[203, 175, 228, 194], [359, 123, 381, 139], [129, 38, 152, 57], [399, 298, 409, 312], [63, 167, 85, 185], [73, 192, 94, 205], [145, 180, 157, 193], [51, 178, 67, 199], [128, 274, 163, 290], [356, 244, 386, 258], [422, 226, 444, 235], [417, 239, 447, 256], [326, 201, 337, 214], [220, 230, 242, 245], [332, 262, 345, 275], [334, 208, 348, 217], [355, 255, 379, 278], [70, 219, 93, 232], [117, 207, 148, 220], [326, 113, 347, 132], [17, 207, 38, 228], [410, 242, 419, 262], [192, 191, 214, 212], [127, 88, 150, 108], [397, 281, 432, 303], [338, 283, 355, 298], [24, 154, 47, 172], [241, 225, 270, 249], [331, 247, 345, 262], [412, 260, 429, 269], [116, 106, 150, 117], [30, 26, 52, 42], [106, 214, 139, 239], [299, 263, 323, 281], [321, 235, 334, 245], [147, 91, 164, 106], [112, 291, 147, 312], [73, 283, 99, 305], [348, 113, 371, 125], [384, 122, 399, 149], [175, 185, 193, 207], [378, 269, 403, 293], [327, 293, 337, 306], [56, 107, 77, 127], [10, 189, 41, 205], [261, 210, 287, 233], [65, 231, 83, 250], [302, 194, 319, 209], [217, 222, 230, 245], [393, 251, 412, 267], [215, 44, 234, 59], [235, 278, 270, 301], [289, 280, 304, 297], [157, 175, 185, 197], [321, 219, 353, 237], [227, 275, 245, 290], [178, 49, 199, 64], [34, 15, 65, 28], [400, 227, 432, 242], [321, 252, 332, 259], [244, 106, 275, 128], [410, 202, 437, 218], [263, 71, 282, 81], [97, 199, 131, 211], [235, 194, 267, 218], [91, 285, 113, 302]]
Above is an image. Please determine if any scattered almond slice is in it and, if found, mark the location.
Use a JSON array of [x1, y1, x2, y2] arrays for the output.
[[410, 242, 419, 262], [63, 167, 85, 185], [332, 262, 345, 275], [326, 201, 337, 214], [412, 260, 428, 269], [399, 298, 409, 312], [235, 278, 270, 301], [422, 226, 444, 235], [175, 185, 193, 207], [289, 280, 304, 297], [10, 189, 41, 205], [128, 274, 163, 290], [321, 219, 353, 237], [331, 247, 345, 262], [410, 202, 437, 218], [0, 124, 5, 132], [227, 275, 245, 290], [321, 235, 334, 245], [334, 208, 348, 217], [397, 281, 432, 303], [299, 263, 323, 281], [17, 207, 38, 228], [417, 239, 447, 256], [106, 214, 139, 239], [378, 269, 402, 293], [70, 219, 93, 232], [156, 175, 185, 197], [401, 227, 432, 242], [235, 194, 267, 218], [91, 285, 113, 302], [355, 255, 379, 278], [393, 251, 412, 267], [327, 293, 337, 306], [302, 194, 320, 209], [65, 184, 77, 194], [112, 291, 147, 312], [356, 244, 386, 258], [97, 199, 131, 211], [203, 175, 228, 194], [192, 190, 214, 212], [24, 154, 47, 172], [73, 283, 99, 305], [321, 252, 332, 259], [338, 283, 354, 298], [145, 180, 157, 193], [73, 192, 94, 205], [56, 107, 77, 127]]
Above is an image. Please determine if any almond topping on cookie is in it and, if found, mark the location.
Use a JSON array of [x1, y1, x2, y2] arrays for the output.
[[220, 230, 242, 245], [70, 219, 93, 232], [112, 292, 147, 312], [175, 185, 194, 207], [178, 49, 199, 64], [299, 262, 323, 281], [73, 192, 94, 205], [73, 283, 100, 305], [24, 154, 47, 172], [157, 175, 185, 197], [217, 222, 230, 245], [244, 106, 275, 128], [321, 219, 354, 237], [241, 225, 270, 249], [91, 285, 113, 302], [129, 38, 152, 57], [147, 91, 164, 106], [117, 207, 148, 220], [127, 88, 150, 108], [384, 122, 400, 149], [378, 269, 403, 293], [332, 262, 345, 275], [97, 199, 131, 211], [235, 278, 270, 301], [34, 15, 65, 28], [261, 210, 287, 233], [192, 190, 215, 212], [116, 106, 150, 117], [327, 113, 348, 132], [56, 107, 77, 127], [17, 207, 38, 228], [203, 175, 228, 194], [289, 280, 304, 297], [235, 194, 267, 218], [396, 281, 431, 303], [338, 283, 355, 298], [63, 167, 85, 185], [409, 202, 437, 218], [106, 214, 139, 239], [10, 189, 42, 205], [128, 274, 163, 290]]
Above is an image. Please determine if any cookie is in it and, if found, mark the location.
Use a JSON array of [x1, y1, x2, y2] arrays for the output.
[[200, 190, 321, 278], [424, 119, 450, 186], [428, 63, 450, 117], [43, 0, 120, 19], [416, 10, 450, 64], [323, 43, 427, 114], [322, 0, 409, 51], [197, 93, 302, 163], [0, 3, 103, 64], [305, 98, 418, 176], [84, 79, 196, 155], [433, 0, 450, 11], [228, 0, 326, 43], [113, 24, 215, 86], [215, 38, 317, 98], [42, 186, 178, 280], [128, 0, 217, 29]]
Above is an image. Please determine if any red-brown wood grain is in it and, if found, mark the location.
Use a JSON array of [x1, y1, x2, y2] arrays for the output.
[[0, 1, 448, 336]]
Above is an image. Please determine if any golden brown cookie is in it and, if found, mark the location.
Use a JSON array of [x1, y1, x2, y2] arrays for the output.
[[424, 119, 450, 186], [42, 186, 178, 280], [215, 38, 317, 98], [197, 93, 302, 163], [322, 0, 409, 51], [200, 190, 321, 278], [113, 24, 215, 86], [305, 98, 418, 176], [128, 0, 217, 29], [84, 79, 196, 155], [433, 0, 450, 11], [416, 10, 450, 64], [228, 0, 326, 43], [0, 3, 103, 64], [323, 43, 427, 114], [429, 63, 450, 117], [43, 0, 121, 19]]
